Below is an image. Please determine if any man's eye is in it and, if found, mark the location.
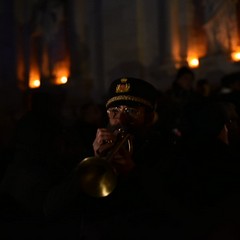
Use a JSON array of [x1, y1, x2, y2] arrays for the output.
[[125, 109, 132, 114], [125, 108, 137, 114]]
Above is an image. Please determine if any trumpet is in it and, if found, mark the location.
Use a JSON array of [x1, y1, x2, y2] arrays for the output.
[[78, 128, 132, 198]]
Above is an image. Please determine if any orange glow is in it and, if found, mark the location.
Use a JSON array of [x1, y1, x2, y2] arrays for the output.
[[53, 61, 69, 85], [29, 70, 41, 88], [231, 51, 240, 62], [187, 57, 199, 68], [56, 75, 68, 85], [29, 79, 41, 88]]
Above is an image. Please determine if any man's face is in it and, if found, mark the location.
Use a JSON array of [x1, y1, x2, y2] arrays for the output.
[[107, 105, 146, 132]]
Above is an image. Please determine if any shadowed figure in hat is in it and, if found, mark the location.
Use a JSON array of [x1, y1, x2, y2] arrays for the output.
[[38, 77, 184, 240]]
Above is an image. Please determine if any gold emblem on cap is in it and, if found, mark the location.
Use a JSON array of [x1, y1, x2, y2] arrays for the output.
[[116, 78, 130, 93]]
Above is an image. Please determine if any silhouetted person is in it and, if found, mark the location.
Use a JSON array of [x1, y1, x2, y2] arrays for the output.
[[173, 100, 240, 239], [0, 85, 73, 239], [159, 66, 199, 145]]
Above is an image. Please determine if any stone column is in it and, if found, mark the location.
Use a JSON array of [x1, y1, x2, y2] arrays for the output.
[[178, 0, 192, 66], [158, 0, 178, 69]]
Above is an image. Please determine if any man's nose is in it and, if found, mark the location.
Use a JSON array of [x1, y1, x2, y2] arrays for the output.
[[118, 111, 131, 124]]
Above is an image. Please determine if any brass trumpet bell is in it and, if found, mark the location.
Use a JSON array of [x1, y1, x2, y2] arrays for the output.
[[78, 128, 132, 198], [78, 156, 117, 198]]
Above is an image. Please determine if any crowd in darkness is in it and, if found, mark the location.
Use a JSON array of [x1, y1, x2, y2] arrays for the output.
[[0, 67, 240, 239]]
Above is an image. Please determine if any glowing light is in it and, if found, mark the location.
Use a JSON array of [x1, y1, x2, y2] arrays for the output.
[[60, 76, 68, 84], [231, 51, 240, 62], [56, 76, 68, 85], [53, 60, 70, 85], [29, 79, 41, 88], [29, 70, 41, 88], [188, 57, 199, 68]]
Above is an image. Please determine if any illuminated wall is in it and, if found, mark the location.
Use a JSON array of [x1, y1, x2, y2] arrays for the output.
[[2, 0, 240, 101]]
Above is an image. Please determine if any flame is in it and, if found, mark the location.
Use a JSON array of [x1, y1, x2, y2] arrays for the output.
[[53, 60, 70, 85], [231, 51, 240, 62], [55, 75, 68, 85], [187, 57, 199, 68], [29, 69, 41, 88]]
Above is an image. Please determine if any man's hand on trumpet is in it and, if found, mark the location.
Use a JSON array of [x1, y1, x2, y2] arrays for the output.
[[93, 127, 135, 174]]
